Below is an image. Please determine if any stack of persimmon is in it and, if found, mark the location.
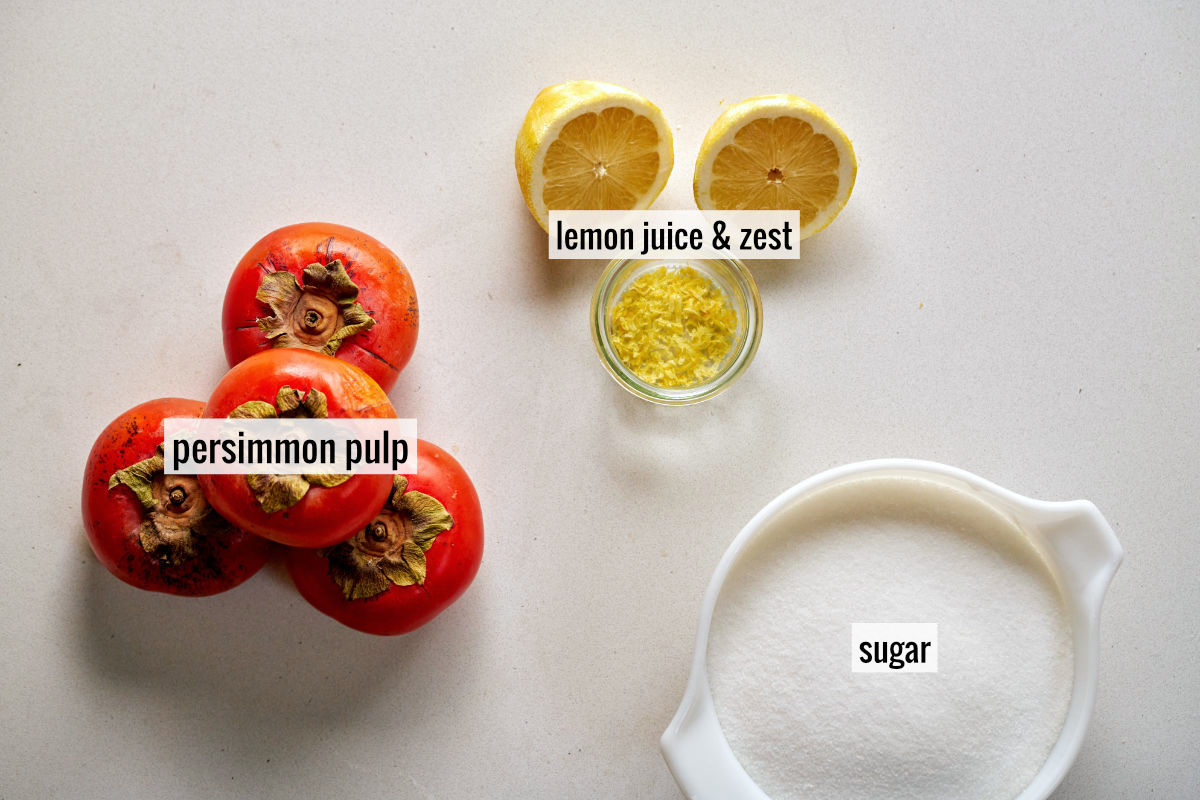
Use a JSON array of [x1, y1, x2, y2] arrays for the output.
[[80, 223, 483, 636]]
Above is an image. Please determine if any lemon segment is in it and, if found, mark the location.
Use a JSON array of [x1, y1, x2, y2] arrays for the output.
[[694, 95, 856, 240], [516, 81, 674, 231]]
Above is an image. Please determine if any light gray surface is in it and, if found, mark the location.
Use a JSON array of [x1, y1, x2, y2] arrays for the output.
[[1, 2, 1196, 798]]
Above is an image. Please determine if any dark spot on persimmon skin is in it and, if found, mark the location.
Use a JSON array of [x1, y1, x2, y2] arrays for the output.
[[315, 237, 336, 265], [113, 524, 251, 593]]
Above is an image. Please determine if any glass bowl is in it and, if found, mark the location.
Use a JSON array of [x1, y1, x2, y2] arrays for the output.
[[590, 258, 762, 405]]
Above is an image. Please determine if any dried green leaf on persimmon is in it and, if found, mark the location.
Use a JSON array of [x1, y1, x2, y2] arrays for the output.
[[108, 446, 165, 511], [272, 385, 327, 418], [136, 503, 228, 566], [135, 518, 197, 564], [228, 400, 277, 420], [300, 260, 361, 302], [379, 540, 427, 587], [231, 387, 336, 513], [256, 271, 300, 341], [299, 387, 327, 418], [326, 551, 392, 601], [108, 447, 228, 565], [388, 475, 410, 506], [246, 473, 310, 514], [304, 473, 351, 488], [274, 386, 304, 415], [255, 259, 375, 355], [321, 474, 456, 600], [398, 490, 454, 549]]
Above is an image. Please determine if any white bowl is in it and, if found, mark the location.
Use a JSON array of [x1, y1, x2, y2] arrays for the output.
[[661, 458, 1122, 800]]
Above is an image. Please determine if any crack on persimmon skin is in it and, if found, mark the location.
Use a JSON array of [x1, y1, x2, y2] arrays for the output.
[[350, 400, 396, 416], [343, 340, 400, 373], [316, 236, 336, 264]]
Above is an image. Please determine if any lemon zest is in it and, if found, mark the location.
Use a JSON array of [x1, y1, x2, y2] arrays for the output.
[[609, 266, 737, 388]]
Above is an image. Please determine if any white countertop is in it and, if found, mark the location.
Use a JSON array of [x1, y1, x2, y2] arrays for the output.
[[1, 2, 1196, 798]]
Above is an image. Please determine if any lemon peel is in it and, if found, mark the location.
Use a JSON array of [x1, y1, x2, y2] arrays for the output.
[[609, 266, 737, 388]]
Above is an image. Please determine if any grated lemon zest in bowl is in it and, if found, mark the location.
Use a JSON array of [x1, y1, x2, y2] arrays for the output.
[[609, 266, 738, 388]]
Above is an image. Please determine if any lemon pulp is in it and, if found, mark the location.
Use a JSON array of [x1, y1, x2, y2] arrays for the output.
[[543, 107, 662, 210]]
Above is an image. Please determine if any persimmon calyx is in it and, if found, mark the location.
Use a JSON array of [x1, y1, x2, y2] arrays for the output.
[[256, 259, 375, 354], [108, 445, 228, 565], [229, 386, 350, 513], [321, 475, 455, 600]]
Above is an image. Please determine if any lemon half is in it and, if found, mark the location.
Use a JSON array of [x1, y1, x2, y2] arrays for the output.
[[694, 95, 856, 240], [516, 81, 674, 231]]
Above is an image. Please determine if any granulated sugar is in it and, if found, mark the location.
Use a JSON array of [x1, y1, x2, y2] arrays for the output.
[[708, 475, 1073, 800]]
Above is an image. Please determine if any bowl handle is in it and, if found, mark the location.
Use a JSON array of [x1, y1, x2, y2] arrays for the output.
[[1030, 500, 1123, 606], [661, 677, 770, 800]]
